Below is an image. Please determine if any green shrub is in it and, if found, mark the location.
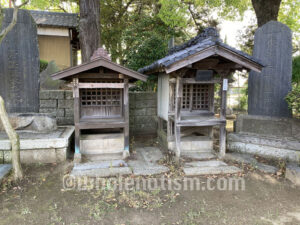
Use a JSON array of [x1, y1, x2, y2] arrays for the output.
[[40, 59, 48, 73], [239, 86, 248, 111], [292, 56, 300, 85], [286, 85, 300, 114]]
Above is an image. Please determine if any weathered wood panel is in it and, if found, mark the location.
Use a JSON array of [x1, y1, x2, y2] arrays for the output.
[[0, 9, 40, 113]]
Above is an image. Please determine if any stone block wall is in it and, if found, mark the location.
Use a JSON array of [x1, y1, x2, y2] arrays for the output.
[[129, 92, 157, 135], [39, 90, 158, 135], [39, 90, 74, 125]]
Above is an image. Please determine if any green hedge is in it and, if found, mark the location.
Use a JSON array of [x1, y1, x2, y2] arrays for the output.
[[40, 59, 48, 73]]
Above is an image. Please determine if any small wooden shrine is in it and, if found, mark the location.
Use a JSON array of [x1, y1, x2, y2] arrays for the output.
[[52, 48, 147, 162], [139, 28, 263, 159]]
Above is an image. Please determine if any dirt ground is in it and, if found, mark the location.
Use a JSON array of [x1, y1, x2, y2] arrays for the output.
[[0, 136, 300, 225], [1, 162, 300, 225]]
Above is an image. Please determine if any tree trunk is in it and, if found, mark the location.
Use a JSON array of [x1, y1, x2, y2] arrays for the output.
[[79, 0, 100, 62], [251, 0, 282, 27], [0, 96, 23, 180]]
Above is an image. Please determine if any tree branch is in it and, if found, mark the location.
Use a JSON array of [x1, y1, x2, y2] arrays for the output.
[[0, 0, 29, 44], [0, 96, 23, 180]]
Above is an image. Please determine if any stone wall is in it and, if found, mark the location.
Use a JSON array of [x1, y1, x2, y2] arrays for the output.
[[129, 92, 157, 135], [39, 90, 74, 125], [39, 90, 158, 135]]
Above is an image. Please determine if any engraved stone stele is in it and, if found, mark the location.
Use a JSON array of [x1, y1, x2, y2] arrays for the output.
[[0, 9, 40, 113], [248, 21, 292, 118]]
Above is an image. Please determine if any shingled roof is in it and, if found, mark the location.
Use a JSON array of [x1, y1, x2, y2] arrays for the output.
[[138, 28, 263, 74], [30, 10, 78, 28]]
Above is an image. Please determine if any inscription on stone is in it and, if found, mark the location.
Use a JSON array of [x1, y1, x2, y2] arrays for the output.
[[0, 9, 40, 113], [248, 21, 292, 118]]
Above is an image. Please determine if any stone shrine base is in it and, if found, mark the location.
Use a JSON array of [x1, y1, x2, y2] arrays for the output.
[[0, 126, 74, 164], [227, 115, 300, 163]]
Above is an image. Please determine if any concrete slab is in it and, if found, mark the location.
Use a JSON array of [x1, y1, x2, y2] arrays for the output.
[[181, 152, 216, 160], [184, 165, 242, 176], [255, 163, 278, 174], [138, 147, 164, 163], [224, 153, 278, 174], [83, 152, 124, 162], [185, 160, 227, 168], [80, 133, 124, 155], [128, 160, 169, 176], [0, 126, 74, 164], [0, 126, 74, 150], [72, 147, 169, 177], [71, 166, 132, 177], [0, 164, 12, 181], [227, 141, 300, 163], [285, 164, 300, 186], [228, 133, 300, 151], [73, 160, 127, 171], [224, 153, 257, 165], [128, 147, 169, 176], [169, 136, 213, 152]]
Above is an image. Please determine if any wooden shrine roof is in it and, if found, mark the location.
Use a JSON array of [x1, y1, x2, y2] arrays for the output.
[[51, 56, 148, 82], [138, 28, 264, 74]]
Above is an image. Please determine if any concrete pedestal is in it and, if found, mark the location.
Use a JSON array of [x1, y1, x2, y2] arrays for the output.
[[0, 126, 74, 164]]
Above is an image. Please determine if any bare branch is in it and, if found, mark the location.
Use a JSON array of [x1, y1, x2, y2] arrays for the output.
[[0, 0, 29, 44], [0, 96, 23, 180]]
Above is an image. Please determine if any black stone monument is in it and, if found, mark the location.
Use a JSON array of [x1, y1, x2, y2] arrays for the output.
[[248, 21, 292, 118], [0, 9, 40, 113]]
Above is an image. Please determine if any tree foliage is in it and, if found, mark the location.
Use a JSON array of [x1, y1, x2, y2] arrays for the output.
[[25, 0, 78, 12], [286, 85, 300, 114], [286, 56, 300, 116], [292, 56, 300, 85], [158, 0, 249, 31], [123, 16, 169, 71]]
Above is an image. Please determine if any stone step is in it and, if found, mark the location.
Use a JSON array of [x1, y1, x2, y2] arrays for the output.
[[185, 160, 227, 168], [224, 153, 257, 164], [169, 136, 213, 152], [73, 160, 127, 171], [80, 133, 124, 154], [71, 160, 131, 177], [0, 164, 12, 182], [128, 160, 169, 176], [71, 166, 132, 177], [224, 153, 278, 174], [181, 152, 216, 160], [82, 152, 124, 161], [227, 141, 300, 163], [228, 133, 300, 151], [285, 164, 300, 186], [184, 165, 242, 176]]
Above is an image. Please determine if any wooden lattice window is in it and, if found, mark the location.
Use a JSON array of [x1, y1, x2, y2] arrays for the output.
[[192, 84, 209, 110], [182, 84, 190, 109], [81, 88, 122, 107], [181, 84, 210, 110]]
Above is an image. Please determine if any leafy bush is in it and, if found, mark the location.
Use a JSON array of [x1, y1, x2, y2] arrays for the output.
[[40, 59, 48, 73], [286, 85, 300, 114], [286, 56, 300, 115], [292, 56, 300, 85], [239, 86, 248, 111]]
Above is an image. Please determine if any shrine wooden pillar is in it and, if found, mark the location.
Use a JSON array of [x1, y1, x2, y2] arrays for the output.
[[123, 78, 130, 158], [73, 78, 81, 162], [174, 69, 187, 160], [174, 75, 182, 159], [219, 74, 229, 158]]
